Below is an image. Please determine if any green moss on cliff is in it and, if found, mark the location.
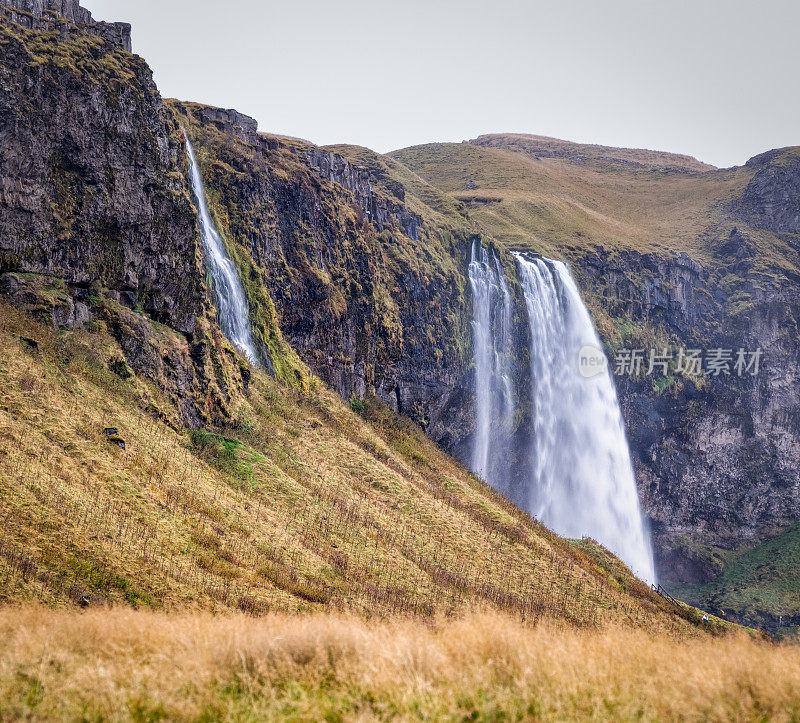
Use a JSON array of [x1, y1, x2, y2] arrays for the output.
[[672, 525, 800, 626], [165, 113, 313, 392], [227, 240, 315, 393], [0, 14, 137, 87], [200, 182, 313, 392]]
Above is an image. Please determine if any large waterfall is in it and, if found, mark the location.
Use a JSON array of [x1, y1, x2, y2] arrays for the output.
[[467, 244, 655, 582], [186, 136, 261, 365]]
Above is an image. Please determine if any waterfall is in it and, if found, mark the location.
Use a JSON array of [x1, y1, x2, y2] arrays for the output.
[[185, 136, 261, 366], [467, 240, 515, 494], [514, 253, 655, 583], [467, 240, 656, 582]]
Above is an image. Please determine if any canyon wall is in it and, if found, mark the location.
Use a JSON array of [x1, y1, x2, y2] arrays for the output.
[[573, 241, 800, 584]]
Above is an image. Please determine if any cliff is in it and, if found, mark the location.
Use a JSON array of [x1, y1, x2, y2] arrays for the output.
[[1, 0, 131, 51], [171, 101, 475, 440], [0, 4, 279, 426]]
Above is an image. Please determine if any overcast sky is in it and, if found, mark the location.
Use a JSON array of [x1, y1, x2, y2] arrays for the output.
[[82, 0, 799, 169]]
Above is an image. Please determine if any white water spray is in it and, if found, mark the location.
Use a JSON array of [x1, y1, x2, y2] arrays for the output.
[[185, 136, 260, 366], [514, 253, 656, 583], [468, 240, 515, 487]]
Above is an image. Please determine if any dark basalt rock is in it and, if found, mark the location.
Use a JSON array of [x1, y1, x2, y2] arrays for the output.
[[1, 0, 131, 51], [0, 10, 201, 334], [303, 147, 424, 240], [574, 247, 800, 589], [174, 102, 473, 440], [737, 149, 800, 234]]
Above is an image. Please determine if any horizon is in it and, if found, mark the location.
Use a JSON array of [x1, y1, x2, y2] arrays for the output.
[[81, 0, 800, 170]]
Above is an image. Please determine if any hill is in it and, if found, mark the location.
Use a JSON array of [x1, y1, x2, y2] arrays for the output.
[[672, 524, 800, 633], [389, 138, 800, 277], [3, 1, 799, 718], [469, 133, 716, 172], [0, 295, 709, 630]]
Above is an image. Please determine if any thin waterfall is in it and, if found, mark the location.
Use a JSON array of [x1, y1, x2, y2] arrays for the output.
[[467, 240, 515, 492], [185, 136, 261, 365], [514, 252, 656, 583]]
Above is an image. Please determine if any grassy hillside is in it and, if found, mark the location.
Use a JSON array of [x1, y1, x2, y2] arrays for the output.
[[389, 137, 800, 276], [1, 608, 795, 721], [469, 133, 716, 172], [672, 525, 800, 630], [0, 295, 718, 631]]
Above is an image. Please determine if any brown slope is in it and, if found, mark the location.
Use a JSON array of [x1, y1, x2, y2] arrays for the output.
[[469, 133, 716, 173]]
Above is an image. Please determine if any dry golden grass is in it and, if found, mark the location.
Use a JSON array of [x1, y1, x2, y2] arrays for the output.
[[0, 607, 796, 721], [0, 297, 716, 632], [389, 140, 800, 276]]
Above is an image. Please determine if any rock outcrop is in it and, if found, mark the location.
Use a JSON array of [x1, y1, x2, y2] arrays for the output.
[[0, 6, 197, 332], [303, 148, 424, 240], [737, 149, 800, 234], [1, 0, 131, 51]]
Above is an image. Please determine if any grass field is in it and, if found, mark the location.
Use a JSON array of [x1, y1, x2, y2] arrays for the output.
[[0, 608, 796, 721], [389, 136, 800, 276]]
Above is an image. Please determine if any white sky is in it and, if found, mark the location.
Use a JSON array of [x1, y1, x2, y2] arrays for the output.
[[82, 0, 800, 169]]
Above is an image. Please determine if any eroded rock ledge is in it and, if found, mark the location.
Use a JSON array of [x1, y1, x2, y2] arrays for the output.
[[1, 0, 132, 52]]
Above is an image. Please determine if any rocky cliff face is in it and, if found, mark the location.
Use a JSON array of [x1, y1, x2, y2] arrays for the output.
[[303, 148, 424, 241], [0, 6, 196, 331], [2, 0, 131, 51], [173, 102, 474, 437], [0, 5, 255, 426], [572, 230, 800, 586], [737, 150, 800, 235]]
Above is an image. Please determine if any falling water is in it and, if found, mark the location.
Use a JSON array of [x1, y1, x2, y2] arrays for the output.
[[185, 136, 260, 365], [467, 240, 515, 489], [514, 253, 655, 582]]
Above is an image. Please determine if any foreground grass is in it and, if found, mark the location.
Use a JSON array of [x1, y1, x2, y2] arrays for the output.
[[0, 608, 796, 722]]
